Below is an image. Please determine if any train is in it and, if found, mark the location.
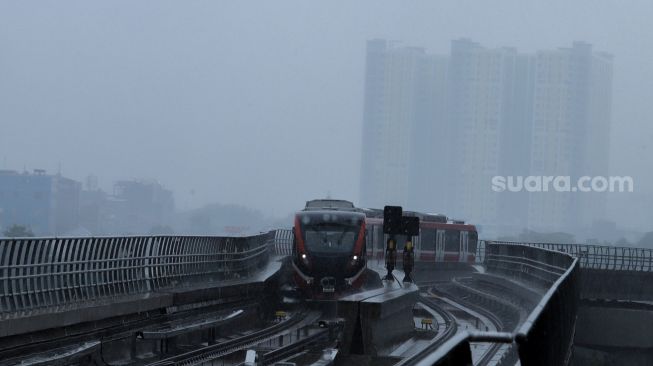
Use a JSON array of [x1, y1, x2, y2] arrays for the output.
[[290, 199, 478, 296], [362, 209, 478, 264], [291, 200, 368, 297]]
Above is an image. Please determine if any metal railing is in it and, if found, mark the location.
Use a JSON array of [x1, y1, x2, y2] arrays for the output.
[[416, 242, 579, 366], [484, 242, 574, 286], [490, 241, 653, 272], [0, 232, 274, 318], [486, 243, 579, 366], [273, 229, 293, 256], [273, 227, 653, 272]]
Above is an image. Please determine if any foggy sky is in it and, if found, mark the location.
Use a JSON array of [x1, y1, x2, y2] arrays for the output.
[[1, 1, 652, 230]]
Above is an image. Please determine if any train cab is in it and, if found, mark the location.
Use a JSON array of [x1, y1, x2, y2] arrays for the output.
[[292, 201, 367, 296]]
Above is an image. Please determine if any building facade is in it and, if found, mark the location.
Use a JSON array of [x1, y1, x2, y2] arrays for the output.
[[360, 39, 448, 211], [527, 42, 613, 232], [359, 39, 612, 238], [108, 180, 175, 234], [0, 170, 81, 235], [447, 40, 535, 234]]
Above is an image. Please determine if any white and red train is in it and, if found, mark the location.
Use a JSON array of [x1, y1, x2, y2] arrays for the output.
[[362, 210, 478, 264], [290, 200, 478, 296]]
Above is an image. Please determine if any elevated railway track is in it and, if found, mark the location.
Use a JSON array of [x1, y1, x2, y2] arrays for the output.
[[3, 229, 645, 366]]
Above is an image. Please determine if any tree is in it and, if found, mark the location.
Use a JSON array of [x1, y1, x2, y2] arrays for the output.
[[3, 225, 34, 238]]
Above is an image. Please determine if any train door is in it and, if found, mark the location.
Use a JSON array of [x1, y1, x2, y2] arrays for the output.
[[459, 231, 468, 262], [419, 228, 436, 261], [435, 230, 445, 261]]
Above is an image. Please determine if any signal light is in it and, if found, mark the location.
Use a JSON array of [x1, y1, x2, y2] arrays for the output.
[[383, 206, 403, 234], [402, 216, 420, 236]]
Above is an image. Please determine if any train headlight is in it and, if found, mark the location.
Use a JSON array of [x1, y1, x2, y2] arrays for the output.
[[300, 253, 310, 267], [353, 255, 358, 260]]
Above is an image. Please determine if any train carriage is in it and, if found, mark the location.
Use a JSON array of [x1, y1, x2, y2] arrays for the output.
[[364, 214, 478, 264]]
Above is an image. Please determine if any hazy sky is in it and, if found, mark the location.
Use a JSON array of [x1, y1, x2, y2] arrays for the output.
[[1, 1, 652, 228]]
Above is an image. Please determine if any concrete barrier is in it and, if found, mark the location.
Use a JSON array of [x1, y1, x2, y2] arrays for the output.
[[338, 283, 418, 356]]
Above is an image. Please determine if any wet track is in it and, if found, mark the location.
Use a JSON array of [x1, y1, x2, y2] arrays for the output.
[[0, 232, 602, 366], [0, 268, 532, 366]]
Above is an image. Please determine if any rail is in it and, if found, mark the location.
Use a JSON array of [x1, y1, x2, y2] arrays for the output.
[[0, 232, 274, 317], [260, 327, 330, 365], [145, 308, 309, 366], [489, 240, 653, 271], [395, 296, 458, 366]]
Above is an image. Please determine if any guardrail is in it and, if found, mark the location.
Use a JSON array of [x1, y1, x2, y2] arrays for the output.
[[417, 242, 579, 366], [486, 243, 579, 366], [0, 232, 274, 318], [273, 229, 293, 256], [490, 241, 653, 271], [484, 242, 574, 287]]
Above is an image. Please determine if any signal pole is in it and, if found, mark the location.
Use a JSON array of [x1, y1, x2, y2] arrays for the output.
[[385, 235, 396, 281], [403, 235, 414, 283], [383, 206, 419, 283], [383, 206, 402, 281]]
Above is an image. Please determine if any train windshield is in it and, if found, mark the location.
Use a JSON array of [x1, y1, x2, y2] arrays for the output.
[[303, 223, 360, 254], [299, 211, 364, 254]]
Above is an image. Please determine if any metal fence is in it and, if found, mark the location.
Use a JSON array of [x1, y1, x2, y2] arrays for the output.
[[489, 241, 653, 272], [485, 243, 579, 366], [273, 229, 293, 256], [0, 232, 274, 317], [418, 242, 579, 366], [483, 242, 573, 286], [271, 228, 653, 272]]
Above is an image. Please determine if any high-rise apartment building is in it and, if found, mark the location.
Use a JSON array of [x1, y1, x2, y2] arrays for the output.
[[407, 53, 449, 213], [447, 40, 534, 233], [359, 39, 612, 237], [360, 39, 447, 210], [528, 42, 613, 232]]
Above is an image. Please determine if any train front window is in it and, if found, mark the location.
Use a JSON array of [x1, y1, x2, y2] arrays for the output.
[[303, 223, 359, 254]]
